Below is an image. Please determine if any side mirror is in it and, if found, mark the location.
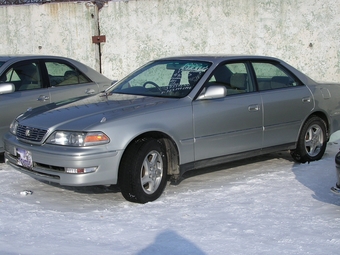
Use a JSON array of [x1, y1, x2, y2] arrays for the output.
[[197, 85, 227, 100], [0, 83, 15, 95]]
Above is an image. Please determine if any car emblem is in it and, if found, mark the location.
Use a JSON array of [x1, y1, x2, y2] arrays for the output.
[[25, 129, 31, 137]]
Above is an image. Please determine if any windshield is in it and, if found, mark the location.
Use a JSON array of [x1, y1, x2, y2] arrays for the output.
[[110, 60, 211, 98], [0, 61, 5, 68]]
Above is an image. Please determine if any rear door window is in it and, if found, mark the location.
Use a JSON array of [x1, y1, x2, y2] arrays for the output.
[[252, 62, 302, 91], [45, 61, 91, 87]]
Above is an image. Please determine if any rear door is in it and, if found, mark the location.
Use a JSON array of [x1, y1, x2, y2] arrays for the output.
[[43, 60, 100, 102], [252, 61, 314, 148]]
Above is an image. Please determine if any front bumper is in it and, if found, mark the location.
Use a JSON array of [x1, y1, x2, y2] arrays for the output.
[[4, 132, 123, 186]]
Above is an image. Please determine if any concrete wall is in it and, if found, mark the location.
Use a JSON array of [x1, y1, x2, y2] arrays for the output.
[[0, 2, 101, 70], [1, 0, 340, 83]]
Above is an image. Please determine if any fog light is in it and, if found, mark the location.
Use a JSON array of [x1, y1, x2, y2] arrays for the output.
[[65, 167, 97, 174]]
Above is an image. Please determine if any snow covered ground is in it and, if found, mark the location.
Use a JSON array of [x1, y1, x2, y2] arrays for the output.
[[1, 135, 340, 255]]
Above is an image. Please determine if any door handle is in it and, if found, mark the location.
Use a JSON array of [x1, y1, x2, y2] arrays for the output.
[[302, 97, 311, 103], [248, 104, 260, 111], [37, 95, 50, 101], [85, 88, 96, 94]]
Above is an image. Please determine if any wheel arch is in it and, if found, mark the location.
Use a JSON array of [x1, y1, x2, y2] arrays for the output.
[[120, 131, 180, 177], [307, 111, 330, 140]]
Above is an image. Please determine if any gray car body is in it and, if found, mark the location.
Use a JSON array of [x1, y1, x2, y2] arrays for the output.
[[0, 55, 112, 152], [4, 55, 340, 187]]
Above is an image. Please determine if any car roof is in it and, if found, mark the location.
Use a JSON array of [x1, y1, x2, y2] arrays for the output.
[[0, 54, 284, 67], [156, 54, 282, 62], [0, 55, 74, 62]]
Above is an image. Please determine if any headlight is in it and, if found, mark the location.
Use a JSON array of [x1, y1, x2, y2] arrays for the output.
[[9, 113, 24, 135], [9, 120, 19, 135], [46, 131, 110, 146]]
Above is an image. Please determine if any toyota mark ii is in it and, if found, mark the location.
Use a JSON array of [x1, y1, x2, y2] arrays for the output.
[[4, 55, 340, 203]]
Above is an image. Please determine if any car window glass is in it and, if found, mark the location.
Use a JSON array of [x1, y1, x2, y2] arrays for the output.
[[45, 61, 91, 87], [208, 62, 255, 95], [0, 61, 42, 91], [112, 60, 211, 98], [252, 62, 301, 91]]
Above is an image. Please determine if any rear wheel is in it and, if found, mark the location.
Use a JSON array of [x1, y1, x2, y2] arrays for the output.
[[291, 116, 327, 163], [119, 138, 168, 203]]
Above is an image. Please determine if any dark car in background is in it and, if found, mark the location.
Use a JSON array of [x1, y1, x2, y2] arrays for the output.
[[4, 55, 340, 203], [0, 55, 112, 153]]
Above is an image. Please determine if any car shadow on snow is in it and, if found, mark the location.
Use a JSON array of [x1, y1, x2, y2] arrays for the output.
[[178, 151, 295, 183], [29, 181, 127, 210], [291, 142, 340, 207], [40, 180, 122, 194], [177, 147, 340, 207]]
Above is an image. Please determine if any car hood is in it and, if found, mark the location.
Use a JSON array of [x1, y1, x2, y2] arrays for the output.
[[18, 93, 180, 131]]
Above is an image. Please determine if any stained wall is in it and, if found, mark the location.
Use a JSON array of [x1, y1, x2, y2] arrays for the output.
[[1, 0, 339, 82]]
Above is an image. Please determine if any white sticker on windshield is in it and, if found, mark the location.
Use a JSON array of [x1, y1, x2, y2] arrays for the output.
[[180, 63, 210, 72]]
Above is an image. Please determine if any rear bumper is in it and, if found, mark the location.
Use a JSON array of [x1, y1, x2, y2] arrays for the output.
[[4, 132, 123, 186]]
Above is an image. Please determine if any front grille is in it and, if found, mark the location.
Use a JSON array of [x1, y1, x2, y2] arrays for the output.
[[16, 124, 48, 142]]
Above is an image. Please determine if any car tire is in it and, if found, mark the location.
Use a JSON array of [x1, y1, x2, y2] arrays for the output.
[[119, 138, 168, 203], [290, 115, 327, 163]]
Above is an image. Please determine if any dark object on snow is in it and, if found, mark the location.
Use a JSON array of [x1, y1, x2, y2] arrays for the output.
[[331, 151, 340, 195]]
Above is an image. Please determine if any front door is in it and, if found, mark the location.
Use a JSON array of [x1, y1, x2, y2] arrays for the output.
[[193, 62, 263, 162]]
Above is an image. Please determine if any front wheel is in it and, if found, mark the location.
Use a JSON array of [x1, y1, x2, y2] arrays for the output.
[[119, 138, 168, 203], [291, 116, 327, 163]]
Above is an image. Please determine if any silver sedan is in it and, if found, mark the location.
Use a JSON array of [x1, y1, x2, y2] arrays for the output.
[[4, 55, 340, 203], [0, 55, 112, 152]]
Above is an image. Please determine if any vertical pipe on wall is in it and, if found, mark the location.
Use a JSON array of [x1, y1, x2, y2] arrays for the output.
[[89, 2, 101, 73]]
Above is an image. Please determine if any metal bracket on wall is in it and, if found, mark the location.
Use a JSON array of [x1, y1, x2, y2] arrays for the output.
[[92, 35, 106, 44]]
